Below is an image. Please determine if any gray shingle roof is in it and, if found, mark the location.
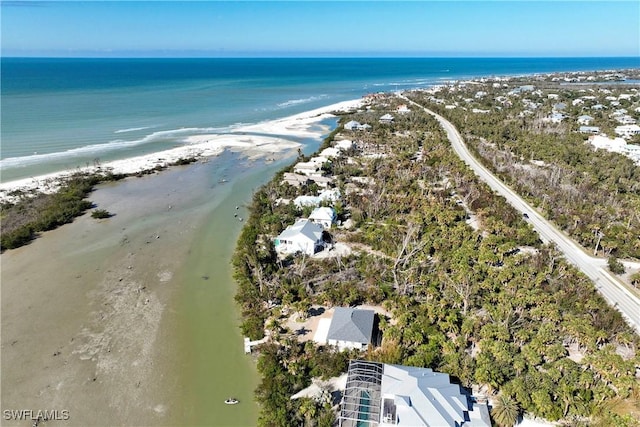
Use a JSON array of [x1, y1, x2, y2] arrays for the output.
[[327, 307, 375, 344], [277, 219, 323, 242]]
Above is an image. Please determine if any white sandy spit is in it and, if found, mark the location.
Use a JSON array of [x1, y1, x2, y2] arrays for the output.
[[0, 99, 363, 202]]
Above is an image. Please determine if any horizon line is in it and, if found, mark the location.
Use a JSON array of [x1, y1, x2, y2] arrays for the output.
[[3, 55, 640, 60]]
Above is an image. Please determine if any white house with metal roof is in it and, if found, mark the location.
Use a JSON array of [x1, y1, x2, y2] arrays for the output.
[[577, 115, 593, 125], [326, 307, 375, 351], [615, 124, 640, 138], [309, 206, 337, 229], [579, 126, 600, 134], [339, 360, 491, 427], [293, 188, 341, 208], [379, 114, 395, 124], [274, 219, 324, 256], [345, 121, 371, 131]]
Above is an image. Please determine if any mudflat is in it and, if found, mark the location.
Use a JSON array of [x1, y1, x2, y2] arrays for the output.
[[1, 153, 273, 426]]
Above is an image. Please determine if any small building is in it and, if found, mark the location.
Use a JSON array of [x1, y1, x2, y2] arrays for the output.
[[308, 206, 337, 229], [508, 85, 535, 95], [293, 188, 341, 208], [282, 172, 311, 188], [379, 114, 395, 124], [335, 140, 354, 151], [326, 307, 375, 351], [344, 121, 371, 131], [344, 120, 362, 131], [579, 126, 600, 134], [616, 115, 637, 125], [274, 219, 324, 256], [577, 114, 594, 125], [547, 112, 565, 123], [552, 102, 567, 111], [307, 175, 333, 188], [294, 161, 322, 176], [319, 147, 341, 158]]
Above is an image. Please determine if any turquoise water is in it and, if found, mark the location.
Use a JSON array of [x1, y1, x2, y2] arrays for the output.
[[2, 57, 639, 181]]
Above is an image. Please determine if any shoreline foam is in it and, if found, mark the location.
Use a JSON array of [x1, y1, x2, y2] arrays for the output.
[[0, 98, 362, 202]]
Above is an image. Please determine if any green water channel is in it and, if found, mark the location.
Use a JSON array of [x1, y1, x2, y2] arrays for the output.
[[174, 157, 293, 426]]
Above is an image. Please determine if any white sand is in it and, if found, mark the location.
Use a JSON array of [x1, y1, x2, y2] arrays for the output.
[[0, 98, 363, 202]]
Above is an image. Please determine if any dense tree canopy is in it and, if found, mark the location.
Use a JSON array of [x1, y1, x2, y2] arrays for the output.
[[233, 84, 640, 426]]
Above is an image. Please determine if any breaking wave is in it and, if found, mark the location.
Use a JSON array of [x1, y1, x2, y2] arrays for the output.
[[0, 126, 231, 170]]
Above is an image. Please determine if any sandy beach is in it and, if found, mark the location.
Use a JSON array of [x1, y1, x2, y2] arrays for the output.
[[0, 100, 356, 426], [0, 99, 361, 203]]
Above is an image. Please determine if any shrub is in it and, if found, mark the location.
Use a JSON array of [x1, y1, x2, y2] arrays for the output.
[[608, 256, 626, 275], [91, 209, 112, 219]]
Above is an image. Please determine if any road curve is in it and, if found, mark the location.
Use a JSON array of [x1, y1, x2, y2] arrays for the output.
[[400, 94, 640, 335]]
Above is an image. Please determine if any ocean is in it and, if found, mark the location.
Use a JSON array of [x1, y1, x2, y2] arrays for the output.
[[2, 57, 639, 182]]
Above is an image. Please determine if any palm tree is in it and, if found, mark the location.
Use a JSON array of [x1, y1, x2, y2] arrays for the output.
[[491, 394, 521, 427]]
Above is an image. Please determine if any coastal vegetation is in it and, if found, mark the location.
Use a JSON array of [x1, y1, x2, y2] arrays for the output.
[[0, 157, 199, 252], [1, 173, 103, 250], [406, 75, 640, 261], [232, 79, 639, 426]]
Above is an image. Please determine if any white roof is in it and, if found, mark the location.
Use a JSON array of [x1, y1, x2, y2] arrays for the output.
[[335, 140, 353, 150], [616, 124, 640, 132], [320, 147, 341, 158], [309, 207, 336, 222], [381, 364, 490, 426]]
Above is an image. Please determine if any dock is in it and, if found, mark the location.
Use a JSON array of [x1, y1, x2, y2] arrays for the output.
[[244, 335, 269, 354]]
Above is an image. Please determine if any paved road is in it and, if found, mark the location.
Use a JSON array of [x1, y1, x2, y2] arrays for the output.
[[401, 95, 640, 335]]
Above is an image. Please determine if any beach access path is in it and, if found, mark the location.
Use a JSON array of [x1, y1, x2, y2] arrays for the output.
[[399, 93, 640, 335]]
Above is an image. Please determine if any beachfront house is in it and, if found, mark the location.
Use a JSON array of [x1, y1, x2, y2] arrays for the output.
[[339, 360, 491, 427], [282, 172, 311, 188], [345, 120, 371, 131], [294, 161, 322, 176], [309, 206, 336, 229], [335, 140, 354, 151], [326, 307, 375, 351], [308, 175, 334, 188], [344, 120, 360, 131], [293, 188, 341, 208], [319, 147, 341, 158], [274, 219, 324, 256]]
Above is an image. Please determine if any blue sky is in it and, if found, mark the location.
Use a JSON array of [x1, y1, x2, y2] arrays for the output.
[[2, 1, 639, 57]]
